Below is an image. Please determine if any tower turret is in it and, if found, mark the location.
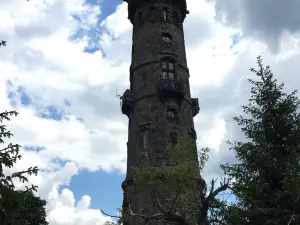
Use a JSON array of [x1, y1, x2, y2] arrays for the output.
[[120, 0, 200, 224]]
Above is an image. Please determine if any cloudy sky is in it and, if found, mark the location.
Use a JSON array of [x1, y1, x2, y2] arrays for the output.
[[1, 0, 300, 224]]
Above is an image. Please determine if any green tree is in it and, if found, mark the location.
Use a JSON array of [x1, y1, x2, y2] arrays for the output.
[[0, 111, 48, 225], [103, 140, 230, 225], [221, 56, 300, 225]]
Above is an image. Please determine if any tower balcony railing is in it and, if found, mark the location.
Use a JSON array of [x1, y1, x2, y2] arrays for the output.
[[158, 79, 185, 100], [121, 89, 133, 117]]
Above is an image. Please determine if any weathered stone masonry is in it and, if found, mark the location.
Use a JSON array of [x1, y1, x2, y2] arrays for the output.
[[120, 0, 200, 224]]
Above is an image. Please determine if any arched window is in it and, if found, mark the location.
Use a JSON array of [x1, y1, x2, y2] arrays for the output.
[[139, 128, 150, 150], [162, 8, 168, 21], [161, 59, 175, 80]]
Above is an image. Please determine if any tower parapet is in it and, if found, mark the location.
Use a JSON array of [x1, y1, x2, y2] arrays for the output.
[[123, 0, 189, 24]]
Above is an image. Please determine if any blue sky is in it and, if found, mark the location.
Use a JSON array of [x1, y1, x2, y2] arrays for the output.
[[60, 0, 126, 216], [5, 0, 125, 217], [59, 170, 124, 216], [6, 78, 124, 215]]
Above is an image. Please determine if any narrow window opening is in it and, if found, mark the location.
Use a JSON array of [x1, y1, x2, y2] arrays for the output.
[[139, 129, 150, 150], [162, 61, 167, 69], [162, 72, 167, 79], [143, 130, 149, 150], [169, 72, 174, 80], [162, 8, 168, 21]]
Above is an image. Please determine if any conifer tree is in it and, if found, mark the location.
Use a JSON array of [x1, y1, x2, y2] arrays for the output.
[[221, 56, 300, 225]]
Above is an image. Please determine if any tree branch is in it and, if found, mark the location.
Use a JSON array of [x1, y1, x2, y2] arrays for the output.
[[209, 218, 228, 225], [155, 198, 167, 215], [287, 213, 295, 225], [207, 177, 231, 203], [169, 187, 182, 213], [101, 210, 122, 219], [101, 207, 165, 221]]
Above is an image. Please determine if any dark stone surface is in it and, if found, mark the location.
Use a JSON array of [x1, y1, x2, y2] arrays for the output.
[[121, 0, 200, 224], [123, 0, 188, 24]]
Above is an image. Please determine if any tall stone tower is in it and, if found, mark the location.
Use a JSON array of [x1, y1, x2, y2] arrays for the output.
[[121, 0, 200, 224]]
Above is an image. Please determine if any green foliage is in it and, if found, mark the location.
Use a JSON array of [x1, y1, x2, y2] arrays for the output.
[[132, 139, 209, 222], [0, 187, 48, 225], [0, 111, 48, 225], [221, 56, 300, 225], [134, 139, 208, 190]]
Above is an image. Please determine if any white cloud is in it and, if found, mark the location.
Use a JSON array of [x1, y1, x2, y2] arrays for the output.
[[1, 0, 300, 224], [47, 188, 110, 225]]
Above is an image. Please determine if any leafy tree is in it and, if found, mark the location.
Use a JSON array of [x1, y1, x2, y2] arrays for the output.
[[0, 111, 48, 225], [221, 56, 300, 225], [103, 140, 230, 225]]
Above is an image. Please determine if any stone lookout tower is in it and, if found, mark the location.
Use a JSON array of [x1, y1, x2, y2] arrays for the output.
[[120, 0, 200, 224]]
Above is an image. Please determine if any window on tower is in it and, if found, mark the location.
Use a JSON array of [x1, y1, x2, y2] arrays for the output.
[[139, 128, 150, 150], [162, 33, 173, 44], [162, 8, 168, 21], [161, 59, 175, 80]]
